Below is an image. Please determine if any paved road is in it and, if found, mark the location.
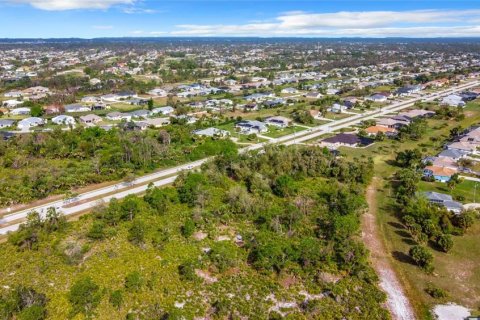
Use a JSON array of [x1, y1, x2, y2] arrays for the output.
[[1, 79, 478, 235]]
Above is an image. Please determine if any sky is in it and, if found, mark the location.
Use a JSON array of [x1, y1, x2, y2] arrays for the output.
[[1, 1, 480, 38]]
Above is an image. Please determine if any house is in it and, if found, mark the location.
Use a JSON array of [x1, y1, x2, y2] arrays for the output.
[[305, 92, 323, 99], [321, 133, 374, 148], [438, 149, 467, 160], [126, 98, 149, 106], [365, 125, 397, 137], [366, 94, 388, 103], [64, 104, 90, 113], [343, 97, 359, 108], [376, 118, 410, 129], [326, 88, 340, 95], [423, 165, 457, 182], [330, 103, 346, 114], [106, 112, 132, 121], [143, 118, 171, 128], [396, 85, 422, 96], [193, 127, 230, 138], [281, 87, 298, 94], [235, 120, 268, 135], [421, 191, 463, 214], [245, 92, 275, 102], [148, 88, 168, 97], [2, 100, 24, 108], [4, 91, 23, 98], [91, 103, 108, 111], [399, 109, 435, 119], [81, 96, 101, 104], [265, 116, 292, 128], [17, 117, 44, 130], [442, 94, 466, 107], [151, 106, 174, 116], [263, 99, 285, 108], [52, 115, 75, 125], [0, 131, 15, 140], [446, 141, 479, 155], [0, 119, 15, 128], [43, 105, 62, 114], [120, 121, 148, 131], [79, 114, 102, 125], [10, 107, 30, 115], [129, 109, 150, 119]]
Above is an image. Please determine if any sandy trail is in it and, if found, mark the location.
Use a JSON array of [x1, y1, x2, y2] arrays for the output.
[[362, 178, 416, 320]]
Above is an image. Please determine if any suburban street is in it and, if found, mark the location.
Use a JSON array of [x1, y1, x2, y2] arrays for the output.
[[1, 79, 478, 235]]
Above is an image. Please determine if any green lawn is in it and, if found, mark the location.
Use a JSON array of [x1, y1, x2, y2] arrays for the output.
[[418, 179, 480, 203], [263, 125, 307, 138]]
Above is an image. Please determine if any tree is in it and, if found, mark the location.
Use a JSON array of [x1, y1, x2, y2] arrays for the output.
[[128, 219, 146, 245], [395, 149, 422, 168], [436, 234, 453, 253], [147, 98, 154, 111], [87, 221, 106, 240], [30, 105, 44, 117], [409, 245, 434, 272], [272, 175, 297, 197], [181, 219, 195, 238], [454, 210, 476, 231], [68, 277, 102, 317], [44, 207, 66, 233]]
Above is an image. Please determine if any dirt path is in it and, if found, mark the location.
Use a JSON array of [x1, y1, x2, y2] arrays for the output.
[[362, 178, 416, 320]]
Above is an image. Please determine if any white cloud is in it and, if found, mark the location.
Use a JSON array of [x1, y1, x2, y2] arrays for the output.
[[170, 9, 480, 37], [123, 7, 157, 14], [12, 0, 135, 10]]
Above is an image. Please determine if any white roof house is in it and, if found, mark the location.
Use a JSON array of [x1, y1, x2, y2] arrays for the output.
[[442, 94, 466, 107], [9, 107, 30, 115], [193, 127, 230, 137], [17, 117, 44, 130], [151, 106, 174, 116], [2, 99, 24, 108], [148, 88, 168, 97], [52, 115, 75, 125]]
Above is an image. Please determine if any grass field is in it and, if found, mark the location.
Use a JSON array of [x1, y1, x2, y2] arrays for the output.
[[340, 102, 480, 319]]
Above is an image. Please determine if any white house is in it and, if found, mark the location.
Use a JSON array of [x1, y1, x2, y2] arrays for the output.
[[2, 100, 24, 108], [148, 88, 168, 97], [64, 104, 91, 113], [17, 117, 44, 130], [281, 87, 298, 94], [10, 107, 30, 116], [106, 112, 132, 121], [52, 115, 75, 125], [151, 106, 174, 116], [442, 94, 466, 107], [265, 116, 292, 128]]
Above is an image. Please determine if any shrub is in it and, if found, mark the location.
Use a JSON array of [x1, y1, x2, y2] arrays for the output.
[[125, 271, 144, 292], [109, 290, 123, 309], [436, 234, 453, 253], [68, 277, 101, 317], [425, 284, 448, 299], [409, 245, 434, 272]]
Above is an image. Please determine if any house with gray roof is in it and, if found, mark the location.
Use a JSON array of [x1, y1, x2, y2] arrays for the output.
[[0, 119, 15, 129], [193, 127, 230, 138], [235, 120, 268, 135], [422, 191, 464, 214]]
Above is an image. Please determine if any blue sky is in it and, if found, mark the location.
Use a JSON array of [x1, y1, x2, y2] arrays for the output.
[[1, 1, 480, 38]]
